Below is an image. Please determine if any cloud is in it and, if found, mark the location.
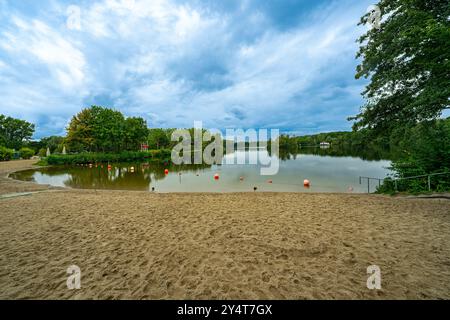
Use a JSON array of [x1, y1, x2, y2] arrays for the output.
[[0, 0, 374, 138]]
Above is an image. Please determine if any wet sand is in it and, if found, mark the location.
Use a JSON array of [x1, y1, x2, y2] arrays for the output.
[[0, 160, 449, 299]]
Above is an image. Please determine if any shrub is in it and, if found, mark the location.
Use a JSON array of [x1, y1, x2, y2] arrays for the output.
[[0, 146, 14, 161], [38, 148, 47, 157], [45, 150, 172, 165], [19, 147, 35, 160]]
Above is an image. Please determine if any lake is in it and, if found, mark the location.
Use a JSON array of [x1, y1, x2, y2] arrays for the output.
[[10, 149, 392, 193]]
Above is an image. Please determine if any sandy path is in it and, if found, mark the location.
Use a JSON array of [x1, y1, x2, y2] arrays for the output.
[[0, 161, 449, 300]]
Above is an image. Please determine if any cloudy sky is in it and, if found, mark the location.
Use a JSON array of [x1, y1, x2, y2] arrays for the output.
[[0, 0, 375, 139]]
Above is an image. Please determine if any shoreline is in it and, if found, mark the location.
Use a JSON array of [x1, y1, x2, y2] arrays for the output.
[[1, 160, 450, 299]]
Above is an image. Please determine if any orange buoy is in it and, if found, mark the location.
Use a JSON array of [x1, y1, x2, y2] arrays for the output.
[[164, 169, 169, 175], [214, 173, 220, 180], [303, 179, 310, 187]]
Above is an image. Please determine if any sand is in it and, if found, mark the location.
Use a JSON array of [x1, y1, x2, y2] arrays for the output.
[[0, 160, 450, 299]]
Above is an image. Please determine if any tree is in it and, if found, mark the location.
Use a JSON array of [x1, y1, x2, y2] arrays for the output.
[[352, 0, 450, 134], [66, 106, 149, 153], [39, 136, 65, 153], [148, 129, 170, 149], [90, 106, 126, 152], [66, 108, 95, 152], [124, 117, 149, 151], [0, 114, 35, 150]]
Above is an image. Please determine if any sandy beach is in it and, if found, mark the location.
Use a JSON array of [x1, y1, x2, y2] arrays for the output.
[[0, 160, 449, 299]]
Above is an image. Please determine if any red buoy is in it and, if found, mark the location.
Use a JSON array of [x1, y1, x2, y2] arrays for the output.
[[304, 179, 310, 187], [267, 179, 273, 184], [239, 176, 244, 181], [164, 169, 169, 175], [214, 173, 220, 180]]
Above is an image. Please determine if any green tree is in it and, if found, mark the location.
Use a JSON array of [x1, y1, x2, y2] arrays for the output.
[[124, 117, 149, 151], [90, 106, 126, 152], [148, 129, 170, 149], [66, 106, 149, 153], [39, 136, 65, 153], [352, 0, 450, 134], [0, 115, 35, 150], [66, 108, 95, 152]]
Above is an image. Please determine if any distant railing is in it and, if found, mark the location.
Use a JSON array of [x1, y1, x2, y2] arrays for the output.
[[359, 176, 383, 193], [360, 172, 450, 193]]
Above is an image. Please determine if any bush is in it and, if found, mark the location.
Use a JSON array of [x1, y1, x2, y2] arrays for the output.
[[46, 150, 172, 165], [0, 146, 14, 161], [38, 148, 47, 158], [19, 147, 35, 159]]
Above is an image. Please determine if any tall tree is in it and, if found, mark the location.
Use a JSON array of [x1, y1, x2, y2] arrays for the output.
[[124, 117, 149, 151], [148, 128, 170, 149], [66, 108, 95, 152], [353, 0, 450, 133], [66, 106, 149, 152], [0, 114, 35, 149], [39, 136, 65, 153]]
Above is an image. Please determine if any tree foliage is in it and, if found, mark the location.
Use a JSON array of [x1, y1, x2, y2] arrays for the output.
[[66, 106, 149, 153], [377, 117, 450, 192], [353, 0, 450, 133], [19, 147, 35, 159], [148, 128, 171, 150], [0, 114, 35, 150], [0, 146, 14, 161], [38, 136, 65, 153]]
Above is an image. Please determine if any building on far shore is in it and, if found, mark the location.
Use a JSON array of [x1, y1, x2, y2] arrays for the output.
[[320, 142, 331, 149]]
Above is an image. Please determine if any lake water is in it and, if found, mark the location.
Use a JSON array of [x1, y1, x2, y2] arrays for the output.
[[10, 149, 392, 193]]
